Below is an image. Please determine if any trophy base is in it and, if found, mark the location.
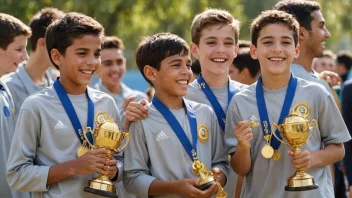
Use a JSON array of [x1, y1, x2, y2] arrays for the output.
[[285, 170, 319, 191], [84, 187, 118, 198], [84, 175, 118, 197], [285, 185, 319, 191], [197, 180, 216, 190]]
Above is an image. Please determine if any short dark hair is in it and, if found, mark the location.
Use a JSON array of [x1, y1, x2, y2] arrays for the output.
[[45, 12, 104, 69], [192, 59, 201, 75], [191, 8, 240, 45], [232, 47, 260, 77], [136, 33, 189, 86], [103, 36, 124, 50], [250, 10, 299, 47], [0, 13, 31, 50], [274, 0, 321, 31], [238, 40, 251, 48], [29, 7, 64, 51], [336, 50, 352, 71]]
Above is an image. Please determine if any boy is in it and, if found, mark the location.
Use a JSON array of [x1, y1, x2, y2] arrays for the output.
[[94, 36, 147, 125], [6, 13, 123, 198], [0, 13, 31, 198], [225, 10, 350, 198], [229, 47, 260, 85], [123, 33, 229, 197], [312, 50, 336, 73], [0, 13, 31, 77], [124, 9, 246, 198], [2, 7, 64, 123]]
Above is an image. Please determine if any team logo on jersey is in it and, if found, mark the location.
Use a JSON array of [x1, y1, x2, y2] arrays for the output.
[[198, 122, 209, 143], [3, 106, 10, 117], [55, 120, 67, 129], [156, 131, 169, 141], [292, 102, 311, 119]]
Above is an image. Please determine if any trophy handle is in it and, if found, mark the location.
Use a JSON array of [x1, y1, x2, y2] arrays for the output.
[[83, 127, 95, 149], [307, 119, 318, 141], [116, 132, 130, 153], [271, 123, 290, 146]]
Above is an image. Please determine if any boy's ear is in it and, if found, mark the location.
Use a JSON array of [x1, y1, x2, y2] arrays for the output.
[[294, 44, 300, 59], [143, 65, 157, 82], [249, 44, 258, 60], [233, 44, 239, 59], [299, 27, 308, 41], [50, 49, 62, 69], [37, 38, 46, 51], [190, 42, 200, 59]]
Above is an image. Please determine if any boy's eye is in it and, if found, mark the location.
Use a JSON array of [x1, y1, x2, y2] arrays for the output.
[[263, 41, 272, 45], [77, 52, 86, 56], [225, 42, 234, 45], [172, 64, 180, 67], [206, 41, 216, 45], [94, 52, 101, 57], [282, 41, 291, 45]]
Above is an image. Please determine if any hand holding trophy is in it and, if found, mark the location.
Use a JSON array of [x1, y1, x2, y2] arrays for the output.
[[82, 110, 130, 197], [272, 108, 318, 191], [191, 150, 227, 198]]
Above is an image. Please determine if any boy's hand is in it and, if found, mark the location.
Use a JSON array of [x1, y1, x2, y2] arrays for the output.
[[234, 121, 253, 150], [319, 71, 341, 87], [101, 157, 118, 179], [122, 96, 136, 111], [288, 150, 312, 171], [176, 179, 218, 198], [75, 148, 108, 175], [124, 99, 150, 131], [212, 167, 226, 187]]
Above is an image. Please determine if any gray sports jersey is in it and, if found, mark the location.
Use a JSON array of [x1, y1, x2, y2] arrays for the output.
[[291, 64, 332, 95], [6, 86, 124, 198], [94, 81, 147, 125], [124, 99, 229, 198], [225, 77, 351, 198], [186, 78, 247, 197], [1, 64, 53, 123], [186, 78, 247, 115], [0, 80, 25, 198]]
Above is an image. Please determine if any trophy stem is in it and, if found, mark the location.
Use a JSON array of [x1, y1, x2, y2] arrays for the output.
[[293, 147, 301, 155]]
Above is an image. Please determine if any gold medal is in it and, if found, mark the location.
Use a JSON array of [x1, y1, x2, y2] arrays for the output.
[[198, 122, 209, 143], [249, 120, 259, 128], [292, 102, 311, 119], [261, 144, 274, 159], [272, 149, 281, 161]]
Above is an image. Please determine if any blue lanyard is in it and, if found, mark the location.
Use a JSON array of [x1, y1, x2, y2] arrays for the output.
[[256, 74, 297, 149], [197, 73, 236, 131], [152, 96, 198, 160], [53, 80, 94, 144]]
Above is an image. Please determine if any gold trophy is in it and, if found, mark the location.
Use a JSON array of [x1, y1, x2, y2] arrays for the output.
[[271, 110, 318, 191], [83, 110, 130, 198], [191, 151, 227, 198]]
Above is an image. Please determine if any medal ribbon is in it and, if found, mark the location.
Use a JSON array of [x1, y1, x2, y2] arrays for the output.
[[53, 79, 94, 144], [152, 96, 198, 160], [197, 73, 236, 131], [256, 74, 297, 149]]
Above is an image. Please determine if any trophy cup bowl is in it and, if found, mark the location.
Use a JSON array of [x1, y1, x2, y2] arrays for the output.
[[83, 112, 130, 198], [272, 111, 319, 191]]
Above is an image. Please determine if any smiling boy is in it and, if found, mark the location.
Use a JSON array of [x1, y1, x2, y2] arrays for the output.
[[6, 13, 123, 198], [225, 10, 350, 198]]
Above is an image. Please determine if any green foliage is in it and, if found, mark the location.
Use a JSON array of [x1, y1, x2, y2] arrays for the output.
[[1, 0, 351, 68]]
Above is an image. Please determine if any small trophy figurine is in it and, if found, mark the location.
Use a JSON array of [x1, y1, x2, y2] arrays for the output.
[[192, 150, 227, 198], [82, 110, 130, 197], [272, 110, 318, 191]]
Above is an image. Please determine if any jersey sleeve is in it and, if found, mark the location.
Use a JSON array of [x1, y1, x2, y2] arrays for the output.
[[319, 93, 351, 146], [123, 120, 155, 197], [6, 109, 50, 192]]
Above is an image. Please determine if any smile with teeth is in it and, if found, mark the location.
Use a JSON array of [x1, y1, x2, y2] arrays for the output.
[[176, 80, 188, 85], [212, 58, 226, 63], [268, 57, 285, 61], [80, 70, 94, 74]]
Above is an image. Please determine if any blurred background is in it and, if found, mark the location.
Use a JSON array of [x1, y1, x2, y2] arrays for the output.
[[2, 0, 351, 91]]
